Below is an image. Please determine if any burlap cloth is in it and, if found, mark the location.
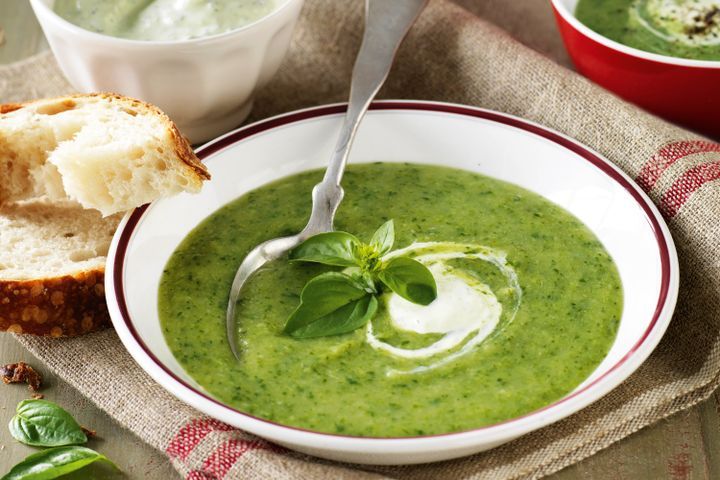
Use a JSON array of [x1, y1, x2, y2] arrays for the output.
[[3, 0, 720, 478]]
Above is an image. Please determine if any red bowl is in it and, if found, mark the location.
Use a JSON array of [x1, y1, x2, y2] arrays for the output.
[[550, 0, 720, 139]]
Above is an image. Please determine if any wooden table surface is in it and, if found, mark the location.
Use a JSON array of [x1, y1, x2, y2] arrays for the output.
[[1, 2, 719, 479]]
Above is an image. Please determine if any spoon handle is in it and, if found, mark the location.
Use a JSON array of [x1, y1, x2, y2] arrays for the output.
[[304, 0, 428, 235]]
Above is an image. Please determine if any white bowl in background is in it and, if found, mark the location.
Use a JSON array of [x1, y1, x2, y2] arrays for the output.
[[30, 0, 304, 143], [106, 101, 678, 465]]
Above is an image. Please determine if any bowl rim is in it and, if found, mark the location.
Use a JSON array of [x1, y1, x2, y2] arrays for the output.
[[549, 0, 720, 69], [29, 0, 302, 47], [106, 100, 679, 453]]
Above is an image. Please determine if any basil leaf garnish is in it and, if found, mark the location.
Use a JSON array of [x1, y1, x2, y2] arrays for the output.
[[289, 232, 362, 267], [290, 295, 378, 338], [379, 257, 437, 305], [1, 446, 117, 480], [370, 219, 394, 255], [283, 220, 438, 339], [9, 400, 87, 447], [283, 272, 371, 336]]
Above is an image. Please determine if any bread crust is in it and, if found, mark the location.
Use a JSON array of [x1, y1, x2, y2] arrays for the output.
[[0, 268, 109, 337], [0, 103, 23, 114]]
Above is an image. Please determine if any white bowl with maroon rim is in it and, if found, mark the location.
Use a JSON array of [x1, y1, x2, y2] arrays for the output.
[[105, 100, 678, 465]]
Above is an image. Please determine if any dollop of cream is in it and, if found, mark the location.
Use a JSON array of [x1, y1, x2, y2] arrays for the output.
[[365, 242, 522, 375], [631, 0, 720, 47]]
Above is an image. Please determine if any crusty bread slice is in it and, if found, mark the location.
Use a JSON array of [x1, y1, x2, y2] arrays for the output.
[[0, 93, 210, 216], [0, 93, 210, 336], [0, 199, 121, 336]]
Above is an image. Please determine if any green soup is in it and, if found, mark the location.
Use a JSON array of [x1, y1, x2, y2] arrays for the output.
[[53, 0, 279, 41], [158, 163, 622, 437], [576, 0, 720, 60]]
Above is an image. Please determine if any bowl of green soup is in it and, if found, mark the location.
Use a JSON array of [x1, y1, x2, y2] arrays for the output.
[[105, 101, 679, 464], [30, 0, 303, 143], [551, 0, 720, 139]]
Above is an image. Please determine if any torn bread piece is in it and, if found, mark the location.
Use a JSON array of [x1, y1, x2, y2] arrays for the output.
[[0, 93, 210, 216], [0, 93, 209, 336]]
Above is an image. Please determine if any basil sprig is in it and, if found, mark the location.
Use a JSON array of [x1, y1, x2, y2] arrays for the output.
[[3, 399, 118, 480], [9, 400, 87, 447], [284, 220, 437, 338], [1, 446, 117, 480]]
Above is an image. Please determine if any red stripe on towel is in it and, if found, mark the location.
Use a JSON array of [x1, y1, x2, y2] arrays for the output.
[[186, 471, 216, 480], [200, 439, 277, 479], [636, 140, 720, 193], [659, 161, 720, 218], [167, 418, 235, 461]]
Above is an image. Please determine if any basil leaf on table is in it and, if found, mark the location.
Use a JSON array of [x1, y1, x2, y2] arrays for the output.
[[283, 272, 372, 336], [1, 446, 116, 480], [379, 257, 438, 305], [289, 232, 362, 267], [9, 400, 87, 447], [369, 219, 395, 255]]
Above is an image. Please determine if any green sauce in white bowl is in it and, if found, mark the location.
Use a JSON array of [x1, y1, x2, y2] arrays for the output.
[[53, 0, 280, 41]]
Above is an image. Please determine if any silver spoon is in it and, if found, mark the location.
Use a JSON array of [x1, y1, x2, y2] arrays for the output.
[[226, 0, 428, 360]]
